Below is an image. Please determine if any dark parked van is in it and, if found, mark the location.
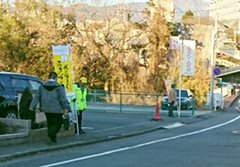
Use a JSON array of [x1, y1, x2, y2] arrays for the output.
[[0, 72, 43, 119]]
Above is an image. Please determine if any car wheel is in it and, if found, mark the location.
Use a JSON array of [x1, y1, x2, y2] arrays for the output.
[[5, 110, 18, 119]]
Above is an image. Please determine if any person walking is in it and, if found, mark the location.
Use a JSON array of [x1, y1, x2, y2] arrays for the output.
[[73, 76, 88, 134], [29, 72, 69, 143], [168, 83, 177, 117]]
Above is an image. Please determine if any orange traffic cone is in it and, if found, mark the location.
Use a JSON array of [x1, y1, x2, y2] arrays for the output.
[[151, 102, 162, 121]]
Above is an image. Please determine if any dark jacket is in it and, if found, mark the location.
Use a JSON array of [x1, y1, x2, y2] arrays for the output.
[[29, 80, 69, 114]]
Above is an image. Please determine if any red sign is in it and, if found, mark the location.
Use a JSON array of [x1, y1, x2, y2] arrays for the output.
[[163, 77, 174, 96]]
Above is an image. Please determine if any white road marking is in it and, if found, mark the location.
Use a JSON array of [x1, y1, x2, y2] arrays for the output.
[[39, 115, 240, 167], [82, 127, 93, 130], [232, 130, 240, 134], [163, 122, 185, 129]]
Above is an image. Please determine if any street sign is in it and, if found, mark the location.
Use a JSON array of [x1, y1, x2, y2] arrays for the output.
[[213, 67, 222, 76], [52, 44, 74, 94]]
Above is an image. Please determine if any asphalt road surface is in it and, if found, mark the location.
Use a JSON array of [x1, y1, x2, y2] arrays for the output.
[[1, 103, 240, 167], [230, 95, 240, 110]]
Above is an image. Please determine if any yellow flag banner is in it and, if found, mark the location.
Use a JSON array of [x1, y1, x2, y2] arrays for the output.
[[52, 45, 74, 94]]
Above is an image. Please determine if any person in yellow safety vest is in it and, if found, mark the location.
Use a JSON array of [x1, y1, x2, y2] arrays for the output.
[[73, 76, 88, 134]]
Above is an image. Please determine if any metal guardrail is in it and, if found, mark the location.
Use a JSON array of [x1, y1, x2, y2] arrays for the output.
[[216, 47, 240, 76], [216, 59, 237, 67], [219, 47, 240, 60], [235, 50, 240, 57], [220, 66, 240, 75]]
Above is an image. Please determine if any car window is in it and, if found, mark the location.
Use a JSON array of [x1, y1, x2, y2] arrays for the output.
[[0, 75, 12, 89], [176, 90, 188, 97], [29, 80, 42, 90], [11, 78, 29, 90], [0, 82, 4, 90]]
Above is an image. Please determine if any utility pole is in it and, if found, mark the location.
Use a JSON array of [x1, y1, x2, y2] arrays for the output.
[[210, 14, 218, 110], [177, 25, 184, 117], [178, 36, 183, 117]]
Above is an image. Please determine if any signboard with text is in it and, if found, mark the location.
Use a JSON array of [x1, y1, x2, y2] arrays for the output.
[[170, 36, 180, 50], [163, 77, 175, 96], [183, 40, 196, 76], [52, 44, 74, 94]]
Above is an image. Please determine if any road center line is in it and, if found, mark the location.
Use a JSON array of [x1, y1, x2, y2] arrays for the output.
[[39, 115, 240, 167]]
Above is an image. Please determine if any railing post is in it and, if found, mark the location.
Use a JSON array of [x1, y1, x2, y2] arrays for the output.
[[120, 92, 122, 113], [142, 93, 145, 105], [94, 89, 96, 102], [192, 96, 195, 115], [214, 93, 217, 111]]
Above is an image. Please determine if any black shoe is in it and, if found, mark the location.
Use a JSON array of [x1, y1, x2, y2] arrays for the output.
[[75, 130, 86, 134], [52, 138, 57, 143], [49, 136, 57, 143], [80, 130, 86, 134]]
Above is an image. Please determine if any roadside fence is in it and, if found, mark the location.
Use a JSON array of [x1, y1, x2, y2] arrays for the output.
[[87, 90, 207, 114]]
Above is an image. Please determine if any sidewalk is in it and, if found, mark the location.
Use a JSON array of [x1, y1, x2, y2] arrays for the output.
[[224, 94, 239, 108], [0, 110, 212, 162]]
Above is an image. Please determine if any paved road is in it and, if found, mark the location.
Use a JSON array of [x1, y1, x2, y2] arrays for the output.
[[0, 94, 238, 164], [230, 95, 240, 109], [1, 108, 240, 167], [0, 109, 211, 162]]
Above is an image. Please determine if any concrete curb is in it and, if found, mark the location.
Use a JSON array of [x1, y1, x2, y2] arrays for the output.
[[0, 133, 28, 140], [0, 125, 165, 162]]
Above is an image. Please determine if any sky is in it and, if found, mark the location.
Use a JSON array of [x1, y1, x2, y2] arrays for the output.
[[100, 0, 210, 4], [120, 0, 209, 3], [83, 0, 210, 6], [5, 0, 210, 6]]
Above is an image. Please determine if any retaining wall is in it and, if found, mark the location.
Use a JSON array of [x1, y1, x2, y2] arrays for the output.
[[0, 118, 75, 146]]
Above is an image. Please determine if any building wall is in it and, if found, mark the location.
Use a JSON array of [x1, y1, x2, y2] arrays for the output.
[[116, 2, 128, 22], [210, 0, 240, 21]]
